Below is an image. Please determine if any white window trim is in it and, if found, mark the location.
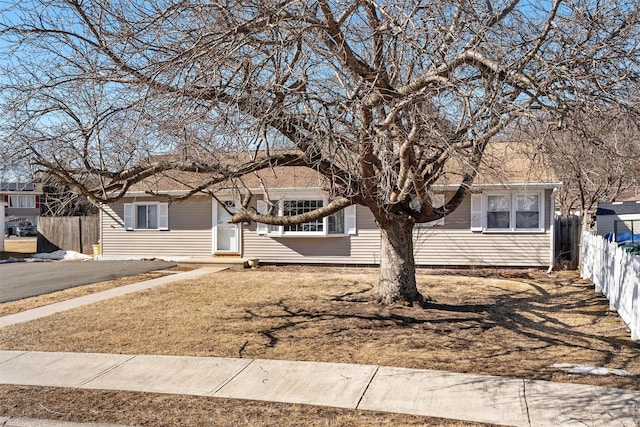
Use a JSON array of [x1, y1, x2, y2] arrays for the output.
[[257, 198, 356, 237], [124, 202, 169, 231], [471, 191, 545, 233]]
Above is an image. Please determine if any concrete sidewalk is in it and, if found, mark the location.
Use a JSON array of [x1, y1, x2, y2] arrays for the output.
[[1, 350, 638, 427]]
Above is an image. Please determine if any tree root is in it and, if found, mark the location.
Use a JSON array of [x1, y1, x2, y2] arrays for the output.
[[375, 291, 436, 308]]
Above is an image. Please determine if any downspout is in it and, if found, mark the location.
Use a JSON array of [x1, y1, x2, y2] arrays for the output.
[[547, 187, 558, 273], [98, 203, 104, 258]]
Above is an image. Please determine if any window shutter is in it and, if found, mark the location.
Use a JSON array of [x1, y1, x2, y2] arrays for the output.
[[35, 195, 40, 209], [470, 193, 483, 231], [158, 203, 169, 230], [345, 204, 357, 235], [256, 200, 268, 235], [124, 203, 134, 230]]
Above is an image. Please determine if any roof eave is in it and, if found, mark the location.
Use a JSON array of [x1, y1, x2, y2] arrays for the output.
[[119, 182, 563, 198]]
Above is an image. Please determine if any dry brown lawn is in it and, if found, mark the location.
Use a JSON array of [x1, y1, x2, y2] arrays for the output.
[[1, 238, 36, 259], [1, 265, 638, 426], [0, 386, 490, 427]]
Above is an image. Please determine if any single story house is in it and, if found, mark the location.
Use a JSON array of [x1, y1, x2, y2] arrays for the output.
[[596, 200, 640, 244], [98, 143, 562, 269]]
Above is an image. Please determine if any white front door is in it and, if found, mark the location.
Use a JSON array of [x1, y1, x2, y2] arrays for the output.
[[214, 200, 241, 254]]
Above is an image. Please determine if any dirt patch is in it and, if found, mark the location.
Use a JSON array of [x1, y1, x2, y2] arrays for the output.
[[0, 266, 638, 425]]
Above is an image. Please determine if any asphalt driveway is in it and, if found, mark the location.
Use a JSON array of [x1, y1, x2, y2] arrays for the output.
[[0, 260, 176, 303]]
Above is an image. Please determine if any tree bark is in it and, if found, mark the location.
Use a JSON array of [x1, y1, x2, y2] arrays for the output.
[[377, 218, 424, 306]]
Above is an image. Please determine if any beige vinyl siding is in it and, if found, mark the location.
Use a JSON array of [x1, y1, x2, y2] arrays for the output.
[[245, 191, 551, 267], [102, 189, 553, 267], [243, 204, 381, 264], [413, 229, 549, 266], [413, 189, 552, 267], [101, 196, 212, 258]]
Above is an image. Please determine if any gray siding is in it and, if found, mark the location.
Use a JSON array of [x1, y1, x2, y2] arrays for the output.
[[597, 213, 640, 238], [6, 207, 40, 220], [596, 216, 615, 237], [101, 196, 212, 258]]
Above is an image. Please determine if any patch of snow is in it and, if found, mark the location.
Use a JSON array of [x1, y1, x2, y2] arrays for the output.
[[31, 250, 93, 261], [552, 363, 629, 376], [1, 250, 94, 263]]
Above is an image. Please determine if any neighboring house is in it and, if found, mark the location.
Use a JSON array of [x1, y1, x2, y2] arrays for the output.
[[1, 182, 42, 229], [596, 200, 640, 243], [99, 144, 562, 269]]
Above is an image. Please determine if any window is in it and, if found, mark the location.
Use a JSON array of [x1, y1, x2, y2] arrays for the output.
[[487, 195, 511, 229], [283, 200, 324, 232], [328, 208, 345, 234], [257, 198, 356, 237], [136, 204, 158, 229], [124, 202, 169, 230], [516, 194, 540, 229], [472, 192, 544, 232], [8, 195, 37, 208]]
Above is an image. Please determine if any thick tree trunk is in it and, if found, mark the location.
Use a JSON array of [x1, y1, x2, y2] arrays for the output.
[[377, 219, 424, 306]]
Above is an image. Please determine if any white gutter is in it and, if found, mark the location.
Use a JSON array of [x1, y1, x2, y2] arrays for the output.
[[122, 190, 206, 197], [547, 187, 558, 273], [98, 203, 104, 257], [432, 182, 563, 191], [122, 187, 325, 197], [122, 182, 564, 197]]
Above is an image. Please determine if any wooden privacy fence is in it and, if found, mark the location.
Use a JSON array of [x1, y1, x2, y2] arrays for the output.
[[37, 216, 99, 255], [581, 232, 639, 341], [554, 215, 582, 269]]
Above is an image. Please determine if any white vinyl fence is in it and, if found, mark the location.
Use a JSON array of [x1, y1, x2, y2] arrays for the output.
[[581, 232, 639, 341]]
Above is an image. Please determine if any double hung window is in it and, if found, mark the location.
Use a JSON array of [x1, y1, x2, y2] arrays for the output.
[[515, 195, 541, 229], [486, 195, 512, 229], [124, 202, 169, 230]]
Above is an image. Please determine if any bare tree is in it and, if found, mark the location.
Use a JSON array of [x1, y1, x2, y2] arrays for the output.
[[40, 175, 99, 217], [525, 109, 640, 216], [1, 1, 639, 304]]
